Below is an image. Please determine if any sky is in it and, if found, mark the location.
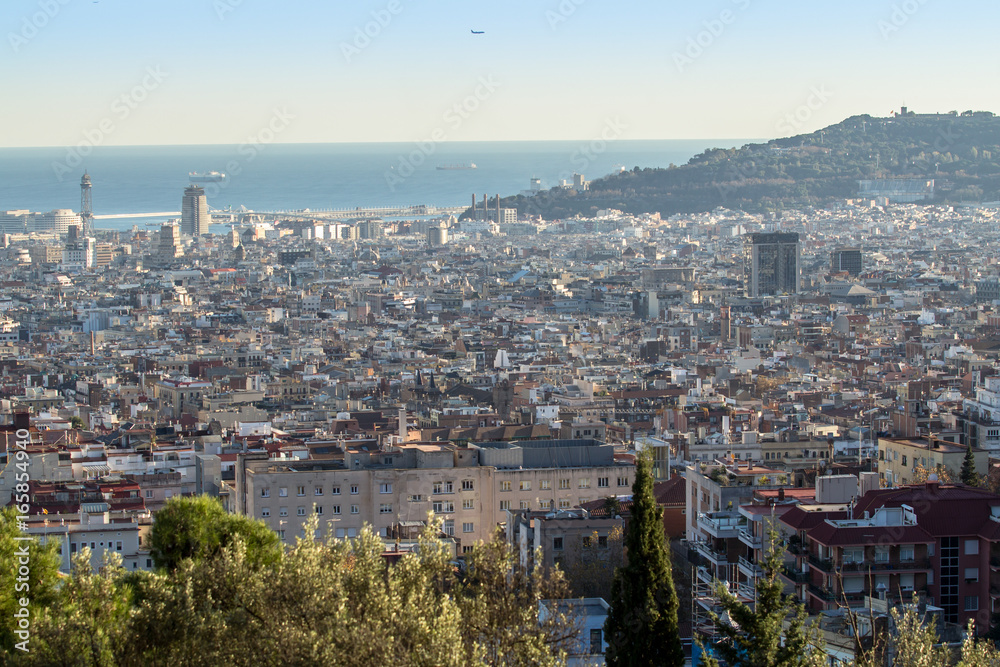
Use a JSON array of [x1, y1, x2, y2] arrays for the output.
[[1, 0, 997, 147]]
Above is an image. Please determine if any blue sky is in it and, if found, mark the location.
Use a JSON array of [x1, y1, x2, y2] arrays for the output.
[[1, 0, 996, 146]]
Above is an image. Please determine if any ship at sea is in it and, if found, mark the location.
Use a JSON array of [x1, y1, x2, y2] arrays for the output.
[[188, 171, 227, 183], [436, 163, 477, 170]]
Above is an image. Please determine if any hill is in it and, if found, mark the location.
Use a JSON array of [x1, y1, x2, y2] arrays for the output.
[[489, 110, 1000, 220]]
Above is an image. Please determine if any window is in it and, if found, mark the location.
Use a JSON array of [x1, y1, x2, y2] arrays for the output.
[[332, 505, 341, 515], [331, 485, 341, 495], [579, 479, 590, 489], [433, 501, 455, 514], [261, 488, 270, 498], [501, 481, 512, 492], [462, 479, 474, 491], [443, 520, 454, 536], [559, 499, 571, 509], [380, 483, 392, 494], [874, 548, 889, 563], [408, 494, 424, 502], [598, 535, 608, 549], [462, 522, 474, 533], [598, 477, 609, 488], [590, 629, 603, 655], [844, 548, 863, 564], [965, 596, 980, 611], [145, 490, 154, 499], [966, 540, 979, 555], [462, 545, 474, 554], [433, 481, 454, 494], [350, 485, 359, 495], [900, 546, 915, 562], [315, 506, 323, 515], [499, 500, 510, 511], [297, 486, 305, 496], [351, 505, 359, 514], [539, 499, 552, 510], [540, 480, 551, 491], [261, 508, 270, 518], [519, 500, 530, 510], [279, 487, 288, 497], [520, 481, 531, 491], [279, 507, 288, 517], [617, 477, 629, 487], [965, 568, 980, 583], [582, 535, 592, 548], [559, 479, 570, 490], [553, 537, 564, 551], [314, 486, 323, 496], [902, 455, 907, 466], [462, 498, 475, 510], [278, 530, 285, 541], [297, 507, 306, 516], [380, 504, 392, 514]]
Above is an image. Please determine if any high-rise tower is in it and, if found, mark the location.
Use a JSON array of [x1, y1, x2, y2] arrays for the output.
[[181, 185, 210, 237], [80, 172, 93, 236], [743, 232, 800, 297]]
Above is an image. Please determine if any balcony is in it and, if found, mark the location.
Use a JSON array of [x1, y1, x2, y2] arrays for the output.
[[781, 565, 810, 584], [738, 527, 763, 550], [738, 555, 764, 579], [838, 558, 931, 573], [693, 540, 729, 565], [808, 554, 834, 573], [697, 511, 747, 540]]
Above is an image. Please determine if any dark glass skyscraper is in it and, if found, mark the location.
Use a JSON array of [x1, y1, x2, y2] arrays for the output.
[[743, 232, 800, 297]]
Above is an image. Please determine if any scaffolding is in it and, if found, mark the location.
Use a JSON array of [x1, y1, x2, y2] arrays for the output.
[[692, 564, 759, 645]]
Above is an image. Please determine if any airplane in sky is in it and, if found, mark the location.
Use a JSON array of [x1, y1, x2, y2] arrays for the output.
[[471, 30, 484, 34]]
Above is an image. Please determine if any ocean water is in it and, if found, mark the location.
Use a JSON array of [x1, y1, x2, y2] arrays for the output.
[[0, 140, 752, 231]]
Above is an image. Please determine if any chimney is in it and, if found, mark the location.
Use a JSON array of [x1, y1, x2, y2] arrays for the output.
[[398, 407, 407, 442]]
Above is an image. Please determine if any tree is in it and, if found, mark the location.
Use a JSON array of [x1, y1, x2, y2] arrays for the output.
[[0, 508, 61, 655], [604, 452, 684, 666], [70, 416, 85, 430], [961, 445, 980, 486], [699, 525, 825, 667], [149, 495, 281, 571], [456, 530, 577, 666]]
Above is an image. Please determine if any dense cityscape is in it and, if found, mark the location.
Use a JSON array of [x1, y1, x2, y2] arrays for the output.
[[6, 159, 1000, 664]]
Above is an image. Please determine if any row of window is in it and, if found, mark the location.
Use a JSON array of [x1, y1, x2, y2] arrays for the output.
[[70, 540, 124, 553], [260, 480, 478, 498], [500, 477, 625, 492], [500, 499, 576, 511], [552, 535, 610, 550], [262, 485, 360, 498]]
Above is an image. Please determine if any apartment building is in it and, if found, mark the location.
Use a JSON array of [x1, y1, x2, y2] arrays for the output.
[[878, 436, 987, 486], [235, 439, 633, 552]]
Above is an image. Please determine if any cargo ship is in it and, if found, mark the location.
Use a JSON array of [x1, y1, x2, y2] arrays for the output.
[[188, 171, 227, 182], [436, 163, 477, 170]]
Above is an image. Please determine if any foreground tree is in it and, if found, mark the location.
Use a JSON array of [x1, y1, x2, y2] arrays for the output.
[[700, 525, 824, 667], [0, 508, 61, 655], [456, 531, 577, 666], [148, 494, 281, 570], [961, 444, 980, 486], [604, 452, 684, 666]]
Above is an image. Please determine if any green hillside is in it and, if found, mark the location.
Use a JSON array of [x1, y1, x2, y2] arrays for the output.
[[493, 110, 1000, 219]]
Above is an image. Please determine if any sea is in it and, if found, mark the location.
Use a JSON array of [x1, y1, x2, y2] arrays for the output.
[[0, 139, 753, 231]]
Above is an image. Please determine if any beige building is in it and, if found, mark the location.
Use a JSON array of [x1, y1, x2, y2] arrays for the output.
[[154, 376, 213, 418], [235, 439, 634, 552], [878, 436, 987, 486]]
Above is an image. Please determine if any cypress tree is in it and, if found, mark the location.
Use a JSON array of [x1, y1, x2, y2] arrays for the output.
[[604, 452, 684, 666], [962, 444, 979, 486]]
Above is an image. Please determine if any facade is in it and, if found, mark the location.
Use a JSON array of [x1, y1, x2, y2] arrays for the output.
[[877, 436, 987, 486], [962, 377, 1000, 452], [181, 185, 210, 237], [742, 232, 800, 297], [830, 247, 862, 275], [154, 376, 213, 418], [30, 209, 82, 235], [158, 222, 183, 259], [235, 439, 634, 551]]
